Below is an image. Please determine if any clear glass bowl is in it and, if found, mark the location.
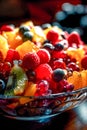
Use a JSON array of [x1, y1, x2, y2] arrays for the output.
[[0, 87, 87, 123]]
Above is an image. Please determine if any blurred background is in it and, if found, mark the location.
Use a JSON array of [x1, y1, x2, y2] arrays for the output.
[[0, 0, 87, 43]]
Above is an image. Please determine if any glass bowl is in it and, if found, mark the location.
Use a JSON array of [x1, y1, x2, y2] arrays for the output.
[[0, 87, 87, 123]]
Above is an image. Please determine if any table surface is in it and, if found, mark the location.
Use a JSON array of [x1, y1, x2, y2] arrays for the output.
[[0, 100, 87, 130]]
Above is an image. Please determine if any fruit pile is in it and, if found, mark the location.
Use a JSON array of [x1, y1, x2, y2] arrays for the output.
[[0, 21, 87, 104]]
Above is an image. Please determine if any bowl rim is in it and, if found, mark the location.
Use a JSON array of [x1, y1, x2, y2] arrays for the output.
[[0, 86, 87, 100]]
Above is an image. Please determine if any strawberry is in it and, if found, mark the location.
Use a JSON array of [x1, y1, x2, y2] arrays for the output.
[[22, 52, 40, 70]]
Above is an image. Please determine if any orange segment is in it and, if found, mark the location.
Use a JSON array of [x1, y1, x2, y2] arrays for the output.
[[81, 70, 87, 88], [67, 70, 87, 90], [20, 20, 34, 27], [19, 82, 37, 104], [16, 40, 39, 59], [66, 47, 85, 62], [0, 35, 9, 59], [31, 26, 46, 43], [2, 28, 23, 49], [67, 71, 82, 90]]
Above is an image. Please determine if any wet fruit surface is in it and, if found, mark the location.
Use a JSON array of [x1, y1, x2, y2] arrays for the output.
[[0, 20, 87, 105]]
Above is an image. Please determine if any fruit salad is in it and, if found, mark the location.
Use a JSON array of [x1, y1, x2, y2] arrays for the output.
[[0, 21, 87, 105]]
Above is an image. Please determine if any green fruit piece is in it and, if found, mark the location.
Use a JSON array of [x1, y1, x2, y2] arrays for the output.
[[4, 61, 28, 96]]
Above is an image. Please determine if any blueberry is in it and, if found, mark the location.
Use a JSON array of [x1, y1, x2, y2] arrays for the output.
[[52, 69, 65, 82], [19, 25, 30, 34], [41, 23, 51, 29], [0, 79, 5, 94], [42, 43, 54, 53], [23, 31, 33, 41], [54, 43, 64, 51]]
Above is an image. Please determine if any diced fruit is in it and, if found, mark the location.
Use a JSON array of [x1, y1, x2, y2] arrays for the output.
[[4, 61, 28, 96], [19, 82, 37, 104], [0, 35, 9, 59], [0, 20, 87, 101], [67, 70, 87, 90], [2, 29, 23, 49], [16, 40, 39, 59], [66, 47, 85, 62]]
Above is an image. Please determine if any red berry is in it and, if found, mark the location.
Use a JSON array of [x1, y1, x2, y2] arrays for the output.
[[67, 62, 80, 71], [46, 30, 59, 43], [5, 49, 20, 65], [52, 50, 67, 59], [64, 83, 74, 92], [35, 63, 53, 80], [81, 55, 87, 69], [35, 80, 49, 96], [0, 25, 14, 32], [0, 51, 3, 62], [67, 31, 81, 47], [22, 52, 40, 70], [51, 59, 66, 70], [2, 62, 11, 74], [37, 48, 51, 64]]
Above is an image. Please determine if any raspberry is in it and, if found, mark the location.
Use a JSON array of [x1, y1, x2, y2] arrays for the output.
[[22, 52, 40, 70], [46, 29, 59, 43], [81, 55, 87, 69], [35, 63, 53, 80], [37, 48, 51, 64], [5, 49, 20, 65]]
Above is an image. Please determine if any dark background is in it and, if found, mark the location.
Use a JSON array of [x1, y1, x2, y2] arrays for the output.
[[0, 0, 87, 43]]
